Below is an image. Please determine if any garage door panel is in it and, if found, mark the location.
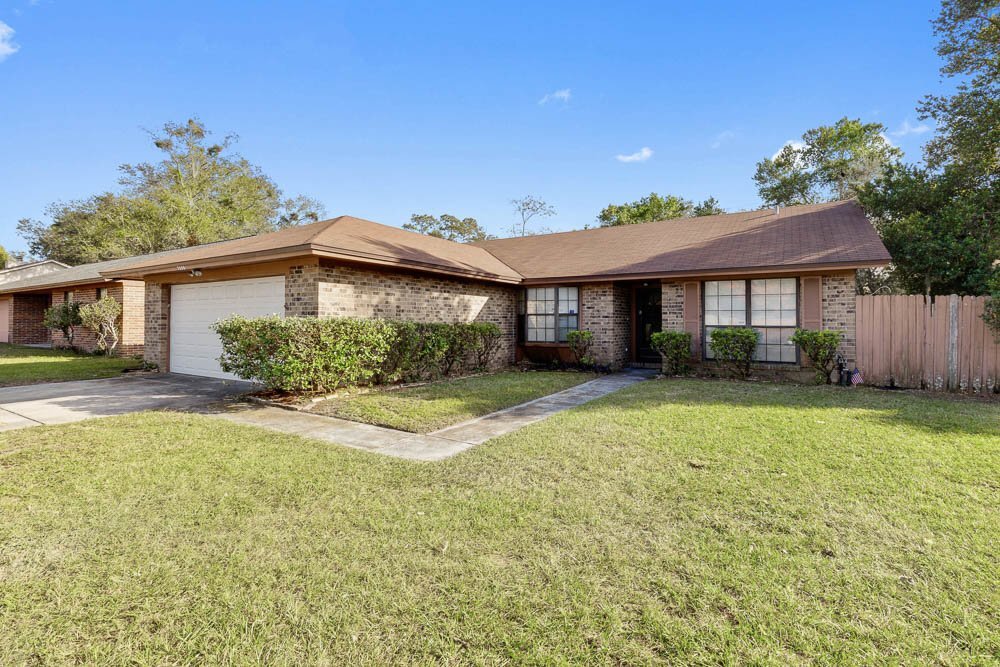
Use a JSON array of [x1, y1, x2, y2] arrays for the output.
[[170, 276, 284, 380]]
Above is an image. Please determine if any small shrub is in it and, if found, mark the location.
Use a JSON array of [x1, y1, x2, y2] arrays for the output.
[[442, 324, 478, 376], [79, 297, 123, 355], [709, 327, 758, 379], [566, 330, 594, 367], [790, 329, 842, 384], [43, 301, 82, 348], [650, 331, 692, 375]]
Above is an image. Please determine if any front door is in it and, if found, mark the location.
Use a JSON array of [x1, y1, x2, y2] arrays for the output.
[[635, 287, 662, 362]]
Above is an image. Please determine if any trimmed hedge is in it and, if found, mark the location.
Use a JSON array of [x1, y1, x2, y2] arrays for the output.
[[213, 316, 504, 393], [709, 327, 758, 379], [790, 328, 842, 384], [649, 330, 692, 375]]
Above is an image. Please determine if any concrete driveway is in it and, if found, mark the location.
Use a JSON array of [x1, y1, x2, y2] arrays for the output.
[[0, 373, 255, 432]]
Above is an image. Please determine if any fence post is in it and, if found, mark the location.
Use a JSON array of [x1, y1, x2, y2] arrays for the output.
[[947, 295, 959, 391]]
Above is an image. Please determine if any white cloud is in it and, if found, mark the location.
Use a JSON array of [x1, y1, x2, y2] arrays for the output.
[[538, 88, 571, 105], [771, 140, 806, 161], [710, 130, 736, 149], [0, 21, 19, 62], [891, 119, 931, 137], [615, 146, 653, 163]]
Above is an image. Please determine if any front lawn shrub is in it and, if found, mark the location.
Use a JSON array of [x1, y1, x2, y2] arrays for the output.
[[79, 297, 123, 355], [43, 301, 82, 348], [650, 330, 692, 375], [469, 322, 503, 369], [214, 316, 397, 393], [215, 317, 508, 392], [709, 327, 758, 379], [790, 328, 842, 384], [566, 329, 595, 367]]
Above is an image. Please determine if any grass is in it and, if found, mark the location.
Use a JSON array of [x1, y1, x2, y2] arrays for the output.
[[0, 343, 143, 386], [0, 379, 998, 664], [310, 370, 596, 432]]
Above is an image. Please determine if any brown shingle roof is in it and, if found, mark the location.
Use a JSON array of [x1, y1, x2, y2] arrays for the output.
[[476, 200, 890, 282], [101, 201, 889, 285], [105, 216, 524, 283]]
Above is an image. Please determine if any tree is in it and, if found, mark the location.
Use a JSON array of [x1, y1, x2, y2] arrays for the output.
[[79, 297, 123, 355], [0, 245, 9, 269], [18, 119, 325, 264], [918, 0, 999, 176], [858, 164, 999, 295], [509, 196, 555, 236], [753, 118, 903, 206], [43, 301, 82, 348], [403, 214, 492, 242], [691, 197, 726, 216], [597, 192, 692, 226]]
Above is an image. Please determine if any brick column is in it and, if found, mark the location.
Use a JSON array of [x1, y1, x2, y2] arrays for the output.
[[144, 282, 170, 370], [821, 273, 857, 364]]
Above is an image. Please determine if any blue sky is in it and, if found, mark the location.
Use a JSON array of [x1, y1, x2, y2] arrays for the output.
[[1, 1, 944, 255]]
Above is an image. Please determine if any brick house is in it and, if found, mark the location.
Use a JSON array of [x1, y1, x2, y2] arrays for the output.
[[0, 249, 195, 355], [0, 260, 68, 344], [96, 200, 890, 380]]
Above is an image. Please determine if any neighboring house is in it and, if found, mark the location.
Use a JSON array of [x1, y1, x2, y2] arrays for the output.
[[95, 200, 889, 380], [0, 260, 69, 344], [0, 249, 200, 354]]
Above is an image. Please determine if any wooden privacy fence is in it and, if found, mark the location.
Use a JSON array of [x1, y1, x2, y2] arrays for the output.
[[856, 295, 999, 392]]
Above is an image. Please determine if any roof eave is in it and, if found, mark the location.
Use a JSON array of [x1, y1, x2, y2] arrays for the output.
[[101, 243, 523, 284], [517, 258, 891, 285], [0, 275, 116, 296]]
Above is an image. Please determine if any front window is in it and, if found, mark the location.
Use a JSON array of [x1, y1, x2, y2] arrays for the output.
[[525, 286, 579, 343], [704, 278, 798, 363]]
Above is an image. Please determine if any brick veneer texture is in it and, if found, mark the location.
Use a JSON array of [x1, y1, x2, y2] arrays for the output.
[[821, 273, 857, 364], [581, 282, 630, 368], [143, 283, 171, 370], [10, 294, 51, 345], [49, 281, 144, 356]]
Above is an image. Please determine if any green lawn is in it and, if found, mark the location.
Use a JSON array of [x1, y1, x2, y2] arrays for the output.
[[310, 370, 596, 432], [0, 343, 143, 386], [0, 380, 998, 664]]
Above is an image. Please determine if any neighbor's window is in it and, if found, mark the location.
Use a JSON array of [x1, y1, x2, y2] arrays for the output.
[[97, 287, 108, 300], [525, 286, 579, 343], [64, 291, 74, 302], [704, 278, 798, 363]]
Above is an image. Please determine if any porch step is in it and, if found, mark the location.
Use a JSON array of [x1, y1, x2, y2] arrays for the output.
[[626, 362, 661, 370]]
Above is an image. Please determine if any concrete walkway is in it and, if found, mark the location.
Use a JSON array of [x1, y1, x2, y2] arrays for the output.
[[213, 370, 652, 461]]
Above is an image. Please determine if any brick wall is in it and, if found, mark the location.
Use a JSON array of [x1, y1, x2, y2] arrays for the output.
[[144, 283, 170, 369], [661, 280, 685, 332], [10, 294, 50, 345], [312, 262, 518, 365], [581, 282, 630, 369], [49, 282, 144, 356], [821, 273, 857, 364]]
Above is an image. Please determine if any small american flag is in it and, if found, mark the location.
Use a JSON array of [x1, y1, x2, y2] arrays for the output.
[[851, 367, 864, 386]]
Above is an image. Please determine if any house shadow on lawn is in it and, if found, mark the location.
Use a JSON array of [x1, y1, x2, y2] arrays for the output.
[[592, 377, 1000, 439]]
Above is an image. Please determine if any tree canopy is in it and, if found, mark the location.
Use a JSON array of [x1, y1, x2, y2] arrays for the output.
[[403, 214, 492, 242], [597, 193, 725, 226], [18, 119, 325, 265], [509, 196, 555, 236], [753, 118, 902, 206], [918, 0, 999, 176], [0, 245, 9, 270]]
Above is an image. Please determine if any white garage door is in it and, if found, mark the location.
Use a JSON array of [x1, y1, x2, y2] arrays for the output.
[[170, 276, 285, 379]]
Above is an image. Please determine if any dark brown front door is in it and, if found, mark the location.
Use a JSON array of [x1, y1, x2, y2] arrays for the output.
[[635, 287, 662, 362]]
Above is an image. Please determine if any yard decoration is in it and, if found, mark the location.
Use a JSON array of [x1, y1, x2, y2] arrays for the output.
[[79, 296, 123, 355], [566, 329, 595, 367], [42, 301, 82, 349], [790, 329, 843, 384], [649, 331, 692, 375], [709, 327, 758, 379]]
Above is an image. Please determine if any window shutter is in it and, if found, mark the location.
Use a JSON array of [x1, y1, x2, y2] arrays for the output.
[[801, 277, 822, 330], [683, 281, 701, 358]]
